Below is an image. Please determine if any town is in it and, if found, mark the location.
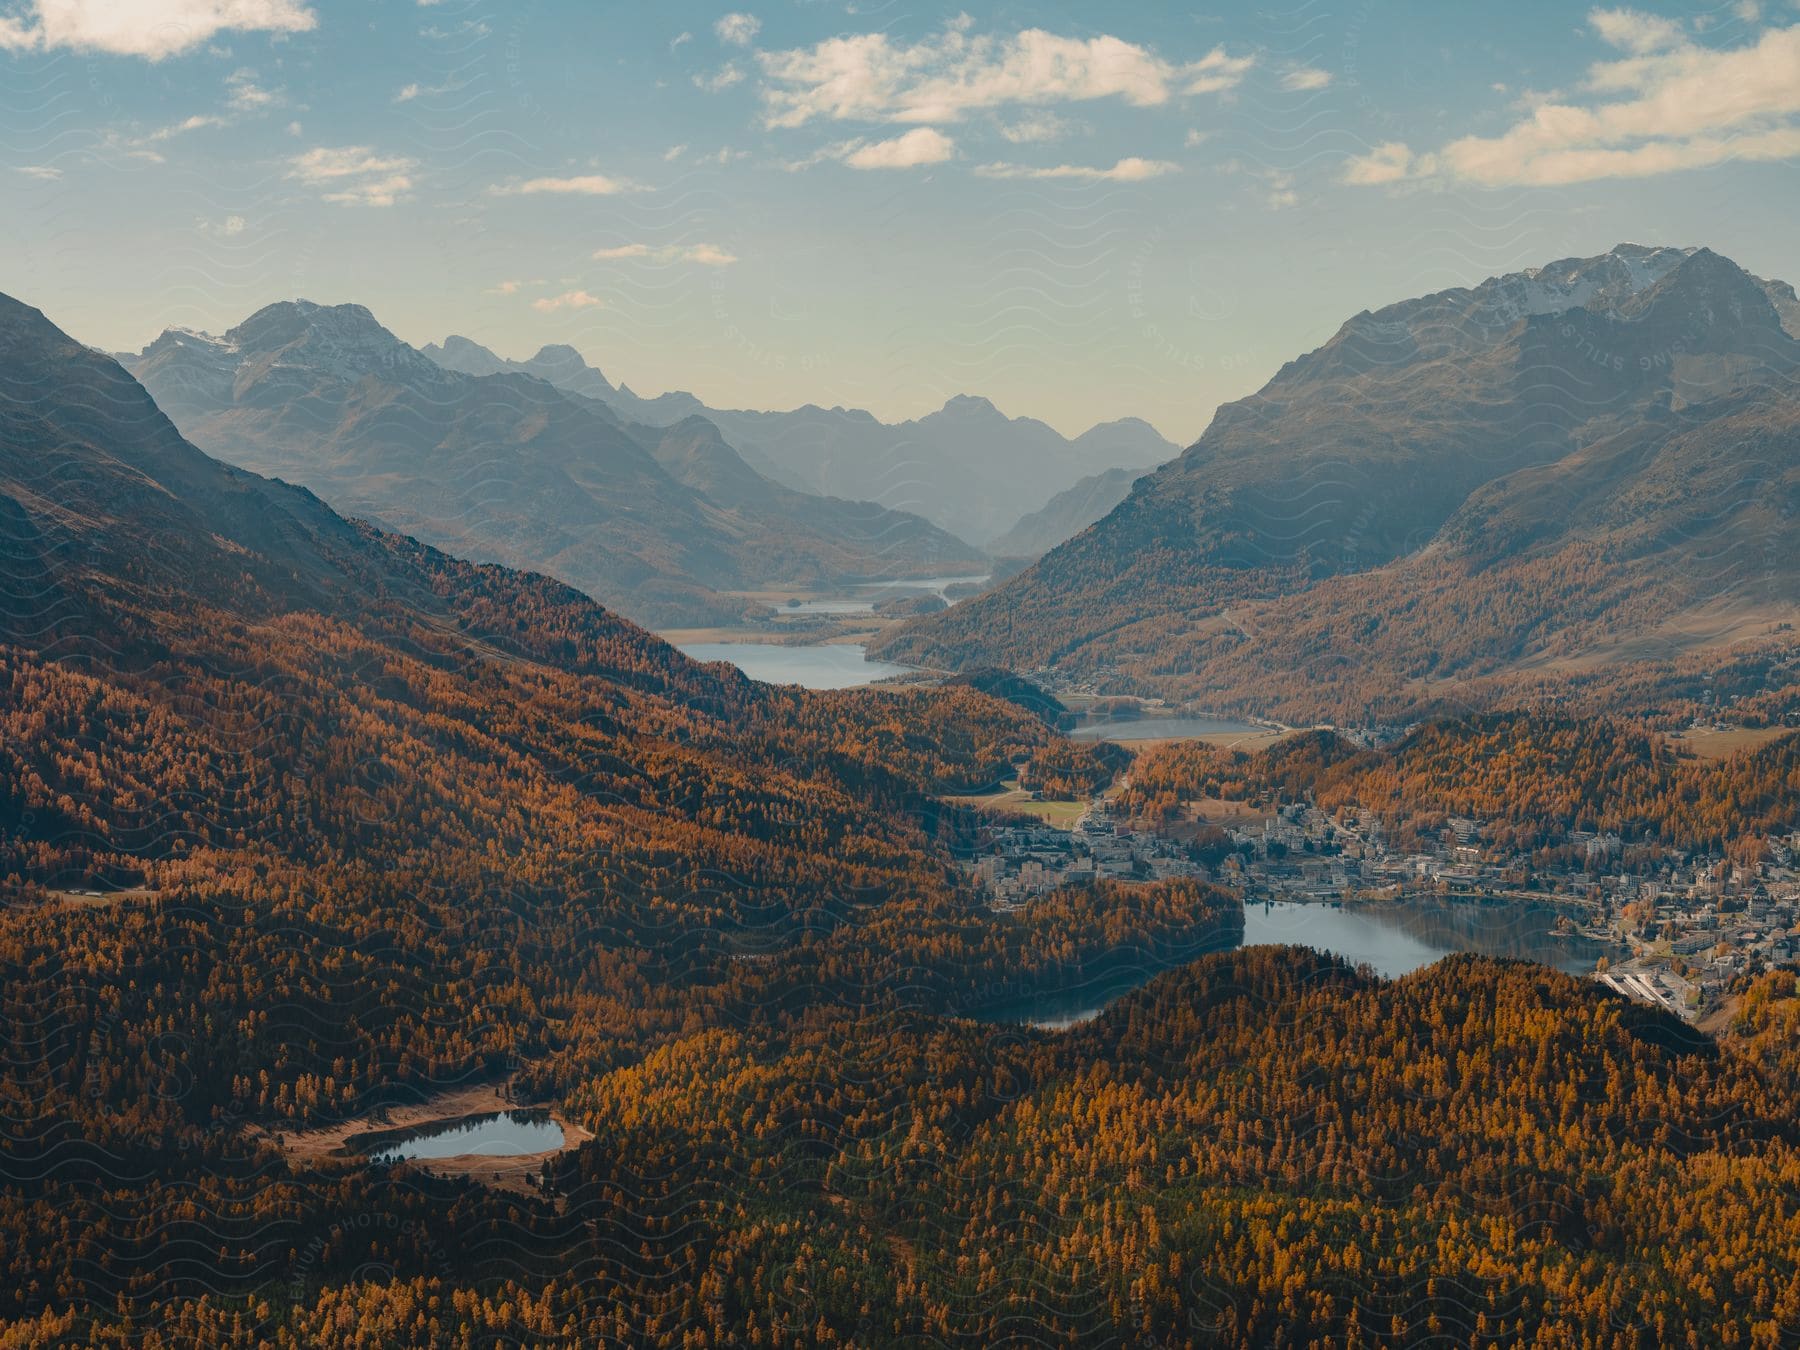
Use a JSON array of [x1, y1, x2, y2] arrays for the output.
[[962, 780, 1800, 1025]]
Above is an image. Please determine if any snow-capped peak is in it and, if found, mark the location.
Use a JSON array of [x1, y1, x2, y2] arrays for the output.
[[1478, 244, 1697, 325]]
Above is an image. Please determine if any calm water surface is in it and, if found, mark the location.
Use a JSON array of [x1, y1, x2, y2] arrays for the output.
[[780, 574, 993, 616], [784, 597, 877, 615], [862, 572, 990, 599], [1070, 715, 1263, 742], [681, 642, 915, 689], [368, 1111, 563, 1163], [1002, 899, 1609, 1029]]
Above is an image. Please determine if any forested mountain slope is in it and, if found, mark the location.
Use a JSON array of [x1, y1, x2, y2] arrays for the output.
[[13, 288, 1800, 1345]]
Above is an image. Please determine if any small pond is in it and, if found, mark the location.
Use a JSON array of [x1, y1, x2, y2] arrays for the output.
[[366, 1111, 564, 1163]]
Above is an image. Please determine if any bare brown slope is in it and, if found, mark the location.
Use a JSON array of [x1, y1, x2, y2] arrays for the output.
[[875, 245, 1800, 718]]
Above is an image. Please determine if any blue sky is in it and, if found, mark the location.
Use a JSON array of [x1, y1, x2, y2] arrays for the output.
[[5, 0, 1799, 440]]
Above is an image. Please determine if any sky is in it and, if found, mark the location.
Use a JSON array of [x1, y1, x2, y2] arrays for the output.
[[4, 0, 1800, 442]]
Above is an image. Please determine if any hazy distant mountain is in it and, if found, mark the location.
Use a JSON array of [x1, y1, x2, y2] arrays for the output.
[[422, 336, 1178, 543], [876, 245, 1800, 722], [640, 414, 978, 578], [988, 466, 1143, 558], [124, 303, 982, 628], [422, 336, 621, 403], [0, 289, 737, 700]]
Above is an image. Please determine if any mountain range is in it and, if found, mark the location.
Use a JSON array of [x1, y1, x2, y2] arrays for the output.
[[12, 268, 1800, 1345], [987, 465, 1143, 559], [0, 286, 1244, 1344], [421, 335, 1178, 545], [875, 244, 1800, 723], [121, 302, 983, 628]]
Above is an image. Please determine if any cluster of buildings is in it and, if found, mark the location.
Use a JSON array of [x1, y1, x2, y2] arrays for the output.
[[963, 815, 1201, 910], [963, 782, 1800, 1022], [1228, 804, 1800, 1018]]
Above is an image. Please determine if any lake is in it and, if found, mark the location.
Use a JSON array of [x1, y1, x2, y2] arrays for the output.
[[366, 1111, 564, 1163], [865, 572, 990, 599], [784, 597, 878, 615], [1070, 714, 1265, 742], [998, 898, 1611, 1029], [681, 642, 916, 689], [779, 573, 993, 616]]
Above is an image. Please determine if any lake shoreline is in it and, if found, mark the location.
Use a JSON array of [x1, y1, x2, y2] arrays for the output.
[[985, 893, 1623, 1029], [267, 1081, 593, 1196]]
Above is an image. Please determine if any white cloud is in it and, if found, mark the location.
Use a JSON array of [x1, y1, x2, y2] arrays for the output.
[[685, 243, 737, 266], [120, 68, 279, 154], [1588, 7, 1686, 54], [490, 173, 634, 196], [226, 68, 280, 111], [420, 19, 485, 39], [0, 0, 315, 59], [786, 128, 956, 171], [1217, 156, 1301, 207], [532, 289, 603, 312], [694, 63, 743, 92], [14, 163, 61, 179], [288, 145, 417, 206], [485, 280, 521, 295], [1342, 140, 1416, 184], [1184, 128, 1210, 147], [147, 112, 227, 141], [975, 155, 1178, 181], [844, 126, 954, 169], [663, 143, 687, 161], [714, 12, 758, 46], [1182, 46, 1256, 96], [394, 77, 461, 103], [1260, 170, 1298, 208], [1281, 66, 1333, 92], [757, 18, 1252, 128], [1345, 13, 1800, 187], [593, 242, 738, 265], [670, 30, 692, 50], [997, 111, 1072, 143]]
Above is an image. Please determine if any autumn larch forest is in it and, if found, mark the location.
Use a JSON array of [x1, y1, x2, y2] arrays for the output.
[[10, 4, 1800, 1345]]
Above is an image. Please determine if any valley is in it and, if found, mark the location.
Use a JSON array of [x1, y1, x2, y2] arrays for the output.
[[6, 242, 1800, 1345], [122, 304, 991, 631], [18, 2, 1800, 1341], [876, 245, 1800, 727]]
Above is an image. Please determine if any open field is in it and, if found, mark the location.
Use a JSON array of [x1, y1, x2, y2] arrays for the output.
[[941, 782, 1090, 830], [1673, 724, 1797, 760], [1167, 725, 1292, 751], [1185, 796, 1275, 828], [42, 886, 156, 909], [1074, 721, 1295, 750], [1121, 797, 1274, 846]]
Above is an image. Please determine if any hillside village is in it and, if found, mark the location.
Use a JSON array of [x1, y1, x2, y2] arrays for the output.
[[964, 776, 1800, 1023]]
